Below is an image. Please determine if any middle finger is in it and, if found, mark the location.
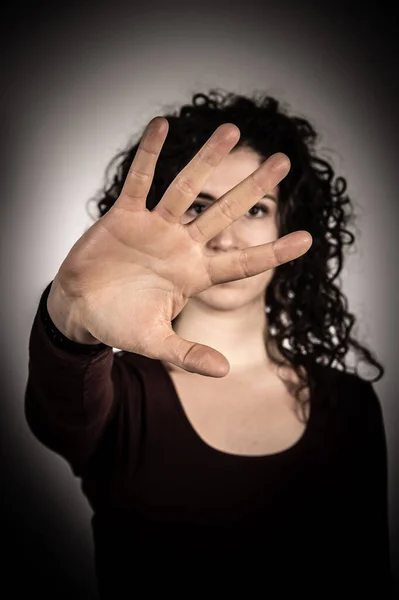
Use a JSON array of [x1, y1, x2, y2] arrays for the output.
[[154, 123, 241, 223]]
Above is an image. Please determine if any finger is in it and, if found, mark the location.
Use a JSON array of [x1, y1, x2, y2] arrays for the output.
[[205, 231, 313, 285], [154, 123, 240, 223], [117, 117, 169, 211], [186, 153, 290, 244], [156, 324, 230, 377]]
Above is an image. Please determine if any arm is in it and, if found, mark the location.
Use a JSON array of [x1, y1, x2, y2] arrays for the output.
[[350, 379, 393, 596], [24, 281, 117, 476]]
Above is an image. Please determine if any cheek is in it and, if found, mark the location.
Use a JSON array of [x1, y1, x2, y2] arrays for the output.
[[242, 217, 278, 241], [245, 266, 275, 292]]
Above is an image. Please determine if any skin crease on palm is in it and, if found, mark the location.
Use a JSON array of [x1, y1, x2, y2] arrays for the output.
[[166, 146, 288, 380]]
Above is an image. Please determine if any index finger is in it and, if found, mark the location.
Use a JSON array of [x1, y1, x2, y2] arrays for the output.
[[186, 153, 291, 244]]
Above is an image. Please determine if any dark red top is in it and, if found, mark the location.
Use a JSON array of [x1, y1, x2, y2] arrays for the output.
[[24, 282, 393, 597]]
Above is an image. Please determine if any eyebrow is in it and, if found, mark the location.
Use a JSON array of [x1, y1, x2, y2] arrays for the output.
[[197, 191, 277, 203]]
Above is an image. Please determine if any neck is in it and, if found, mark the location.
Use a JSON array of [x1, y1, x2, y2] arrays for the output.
[[171, 295, 277, 377]]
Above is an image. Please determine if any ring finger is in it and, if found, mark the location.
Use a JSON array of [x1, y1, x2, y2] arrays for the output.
[[154, 123, 241, 223]]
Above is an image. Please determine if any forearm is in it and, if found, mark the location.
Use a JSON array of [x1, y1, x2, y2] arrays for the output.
[[24, 281, 115, 475]]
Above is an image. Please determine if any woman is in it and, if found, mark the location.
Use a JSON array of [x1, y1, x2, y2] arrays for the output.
[[25, 90, 392, 597]]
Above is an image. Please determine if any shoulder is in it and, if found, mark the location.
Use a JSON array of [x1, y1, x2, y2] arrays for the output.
[[314, 363, 386, 437]]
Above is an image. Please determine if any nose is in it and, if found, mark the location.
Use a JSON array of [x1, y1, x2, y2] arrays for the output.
[[206, 225, 240, 255]]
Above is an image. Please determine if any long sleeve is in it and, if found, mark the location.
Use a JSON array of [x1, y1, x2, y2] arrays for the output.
[[24, 282, 118, 476], [346, 378, 393, 596]]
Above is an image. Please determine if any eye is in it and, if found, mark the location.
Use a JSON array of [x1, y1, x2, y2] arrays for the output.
[[186, 202, 208, 215], [247, 203, 270, 218], [187, 202, 270, 218]]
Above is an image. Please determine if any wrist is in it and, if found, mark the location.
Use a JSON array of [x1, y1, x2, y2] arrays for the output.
[[47, 278, 100, 345]]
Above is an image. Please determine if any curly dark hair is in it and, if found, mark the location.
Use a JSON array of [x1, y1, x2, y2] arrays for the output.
[[86, 88, 384, 421]]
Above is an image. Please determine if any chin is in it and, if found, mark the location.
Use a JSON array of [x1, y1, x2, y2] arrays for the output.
[[196, 282, 262, 310]]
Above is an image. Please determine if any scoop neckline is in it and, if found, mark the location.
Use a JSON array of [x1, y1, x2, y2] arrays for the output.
[[158, 359, 317, 461]]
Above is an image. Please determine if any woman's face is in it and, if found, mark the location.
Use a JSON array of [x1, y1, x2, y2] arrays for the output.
[[179, 145, 280, 311]]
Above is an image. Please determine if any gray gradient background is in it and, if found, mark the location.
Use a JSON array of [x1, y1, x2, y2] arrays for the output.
[[1, 0, 398, 596]]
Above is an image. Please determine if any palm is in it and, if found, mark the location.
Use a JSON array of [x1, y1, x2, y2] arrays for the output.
[[102, 204, 213, 299], [66, 206, 209, 354]]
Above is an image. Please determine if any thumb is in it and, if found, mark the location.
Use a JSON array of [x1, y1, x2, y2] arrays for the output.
[[158, 327, 230, 378]]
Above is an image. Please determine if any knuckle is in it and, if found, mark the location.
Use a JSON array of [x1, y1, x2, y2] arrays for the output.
[[239, 248, 251, 278], [121, 192, 145, 202], [129, 167, 150, 181], [204, 257, 217, 287], [218, 197, 236, 222], [139, 144, 159, 157], [249, 172, 265, 196], [188, 219, 204, 242], [270, 240, 280, 265], [175, 177, 195, 197], [156, 202, 177, 222], [186, 218, 211, 247], [198, 144, 222, 167]]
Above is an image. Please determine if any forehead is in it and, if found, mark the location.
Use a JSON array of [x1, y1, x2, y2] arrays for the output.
[[201, 146, 279, 199]]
